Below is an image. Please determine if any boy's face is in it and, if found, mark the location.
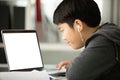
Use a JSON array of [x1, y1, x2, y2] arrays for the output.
[[58, 23, 84, 49]]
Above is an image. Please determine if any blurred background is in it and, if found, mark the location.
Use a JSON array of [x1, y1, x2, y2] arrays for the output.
[[0, 0, 120, 64]]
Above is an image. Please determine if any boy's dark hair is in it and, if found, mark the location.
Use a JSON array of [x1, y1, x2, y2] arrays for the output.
[[53, 0, 101, 28]]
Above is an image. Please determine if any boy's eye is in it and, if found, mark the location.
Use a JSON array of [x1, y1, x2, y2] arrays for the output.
[[60, 29, 64, 32], [58, 27, 64, 32]]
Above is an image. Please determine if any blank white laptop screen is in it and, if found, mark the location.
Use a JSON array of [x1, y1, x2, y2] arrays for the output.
[[1, 30, 43, 71]]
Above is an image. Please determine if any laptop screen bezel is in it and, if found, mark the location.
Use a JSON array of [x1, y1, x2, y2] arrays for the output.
[[1, 29, 44, 71]]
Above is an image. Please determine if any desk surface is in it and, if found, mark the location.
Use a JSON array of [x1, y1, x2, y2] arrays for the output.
[[0, 64, 67, 80], [0, 64, 66, 72]]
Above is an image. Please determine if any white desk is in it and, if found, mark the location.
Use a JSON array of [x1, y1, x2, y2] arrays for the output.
[[0, 64, 67, 80]]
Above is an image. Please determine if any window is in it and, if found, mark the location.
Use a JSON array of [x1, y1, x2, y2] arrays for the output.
[[25, 0, 103, 43]]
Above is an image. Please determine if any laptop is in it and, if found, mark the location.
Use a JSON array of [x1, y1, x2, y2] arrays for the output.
[[1, 29, 44, 71], [1, 29, 66, 78]]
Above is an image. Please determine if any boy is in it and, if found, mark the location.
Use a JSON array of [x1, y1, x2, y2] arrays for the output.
[[53, 0, 120, 80]]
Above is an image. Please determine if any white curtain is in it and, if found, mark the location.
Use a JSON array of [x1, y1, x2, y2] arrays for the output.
[[102, 0, 120, 26], [111, 0, 120, 26]]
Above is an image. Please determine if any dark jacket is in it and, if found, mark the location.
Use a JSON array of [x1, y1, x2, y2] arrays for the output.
[[66, 23, 120, 80]]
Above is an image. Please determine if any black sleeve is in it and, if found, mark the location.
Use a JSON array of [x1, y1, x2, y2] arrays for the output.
[[66, 36, 117, 80]]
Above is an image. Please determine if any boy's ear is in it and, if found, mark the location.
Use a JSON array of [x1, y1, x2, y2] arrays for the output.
[[74, 19, 83, 32]]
